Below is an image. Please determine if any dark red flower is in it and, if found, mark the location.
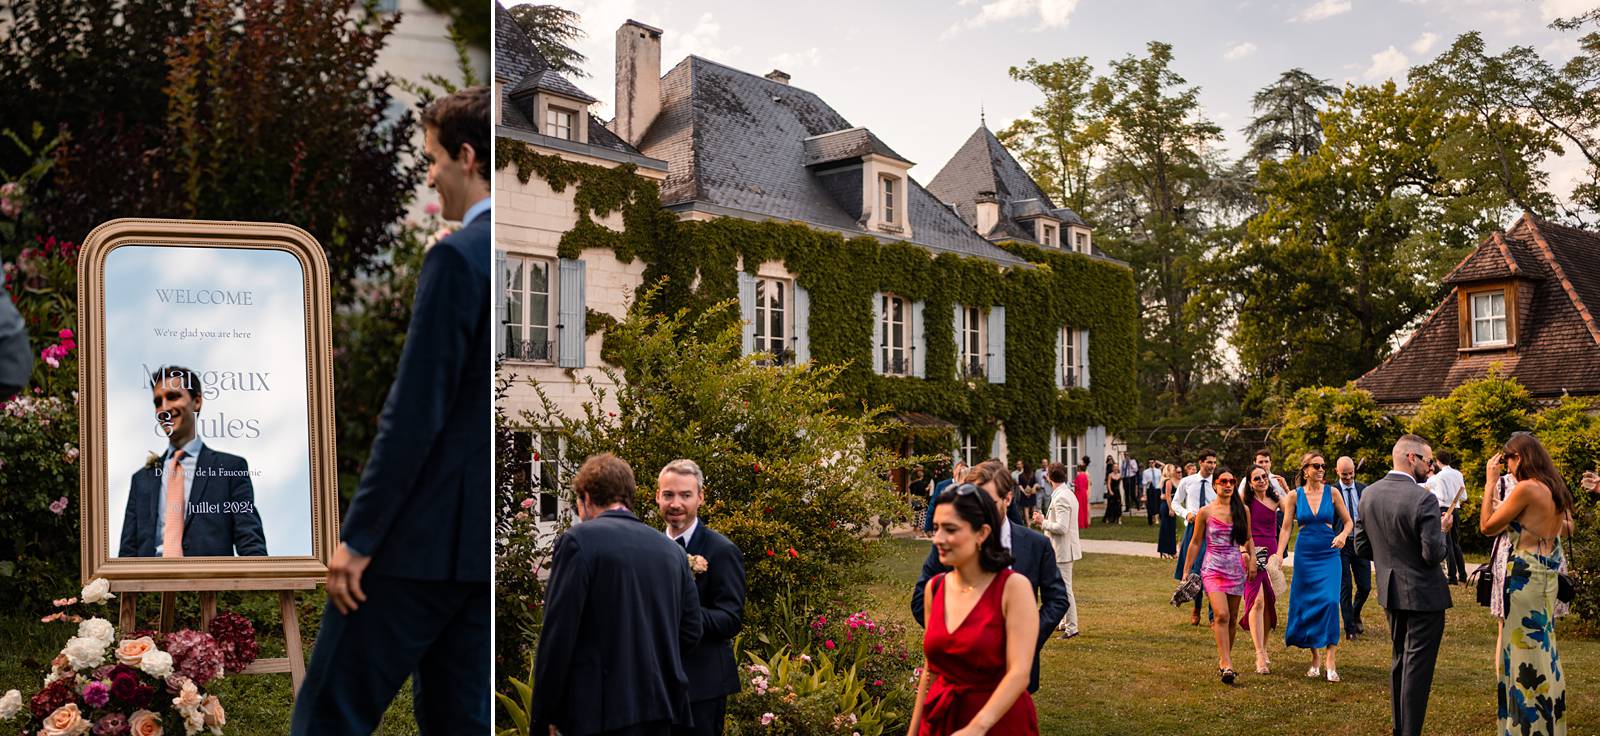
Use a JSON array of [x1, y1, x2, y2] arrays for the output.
[[109, 669, 140, 704], [766, 549, 775, 557], [29, 680, 72, 720], [753, 462, 761, 472], [787, 547, 798, 559]]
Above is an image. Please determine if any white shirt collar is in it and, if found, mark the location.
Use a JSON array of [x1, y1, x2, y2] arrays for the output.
[[462, 196, 491, 226], [166, 435, 204, 461], [1000, 518, 1012, 550], [668, 517, 699, 548]]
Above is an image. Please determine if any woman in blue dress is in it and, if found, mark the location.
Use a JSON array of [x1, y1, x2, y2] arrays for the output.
[[1275, 452, 1354, 682]]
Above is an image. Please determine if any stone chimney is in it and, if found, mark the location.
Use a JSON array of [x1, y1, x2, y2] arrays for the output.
[[765, 69, 791, 85], [615, 19, 663, 147], [974, 191, 1000, 237]]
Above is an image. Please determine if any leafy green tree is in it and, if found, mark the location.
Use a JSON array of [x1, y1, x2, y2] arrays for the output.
[[420, 0, 490, 51], [507, 3, 588, 79], [1274, 382, 1401, 478], [996, 57, 1100, 215], [1243, 68, 1339, 162]]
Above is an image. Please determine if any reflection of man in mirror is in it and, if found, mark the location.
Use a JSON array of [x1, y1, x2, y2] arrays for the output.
[[118, 365, 267, 557]]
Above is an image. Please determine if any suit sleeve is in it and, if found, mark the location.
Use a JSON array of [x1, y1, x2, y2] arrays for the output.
[[679, 559, 704, 652], [1032, 537, 1069, 645], [910, 545, 942, 628], [532, 533, 586, 730], [1353, 510, 1372, 561], [228, 458, 267, 556], [1417, 492, 1448, 565], [698, 537, 745, 643], [119, 474, 140, 557], [340, 245, 478, 556]]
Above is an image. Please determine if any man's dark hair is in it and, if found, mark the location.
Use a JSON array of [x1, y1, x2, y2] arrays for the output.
[[150, 365, 201, 400], [422, 86, 490, 181], [574, 453, 635, 508], [1254, 448, 1272, 461], [1435, 448, 1454, 466], [1048, 462, 1070, 484], [969, 459, 1017, 499], [1197, 448, 1218, 463]]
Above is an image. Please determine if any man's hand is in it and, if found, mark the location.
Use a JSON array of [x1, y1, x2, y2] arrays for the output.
[[1441, 511, 1454, 532], [326, 543, 373, 615]]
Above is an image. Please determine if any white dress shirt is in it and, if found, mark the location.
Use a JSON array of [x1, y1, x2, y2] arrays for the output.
[[1426, 465, 1467, 510], [667, 517, 699, 549], [1170, 472, 1213, 520], [1142, 466, 1163, 489]]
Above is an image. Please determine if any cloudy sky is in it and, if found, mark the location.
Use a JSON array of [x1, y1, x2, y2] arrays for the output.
[[519, 0, 1599, 201]]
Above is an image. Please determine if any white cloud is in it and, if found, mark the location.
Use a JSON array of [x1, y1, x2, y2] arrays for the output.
[[1292, 0, 1352, 22], [942, 0, 1081, 39], [770, 48, 823, 71], [1365, 45, 1410, 80], [665, 12, 743, 67], [1223, 41, 1258, 60], [1410, 31, 1438, 55], [1541, 0, 1600, 21]]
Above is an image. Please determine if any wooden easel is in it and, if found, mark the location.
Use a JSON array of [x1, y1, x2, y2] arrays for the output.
[[113, 578, 318, 695]]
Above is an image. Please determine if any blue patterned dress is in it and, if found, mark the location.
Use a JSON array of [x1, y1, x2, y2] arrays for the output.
[[1498, 521, 1566, 736]]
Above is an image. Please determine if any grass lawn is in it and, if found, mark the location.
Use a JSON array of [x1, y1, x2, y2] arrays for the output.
[[864, 537, 1596, 735], [0, 589, 420, 735], [1076, 513, 1164, 544]]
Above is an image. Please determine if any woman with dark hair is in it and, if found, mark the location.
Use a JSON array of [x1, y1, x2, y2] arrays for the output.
[[1074, 458, 1091, 529], [1240, 465, 1282, 674], [1483, 433, 1574, 736], [1183, 467, 1255, 684], [1277, 452, 1354, 682], [909, 481, 1041, 736], [1103, 456, 1123, 524]]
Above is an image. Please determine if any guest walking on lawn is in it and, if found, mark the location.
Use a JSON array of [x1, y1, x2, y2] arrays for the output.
[[1074, 458, 1091, 530], [1173, 450, 1219, 625], [1278, 452, 1354, 683], [1482, 433, 1573, 736], [1240, 465, 1283, 674], [1183, 467, 1254, 684], [1103, 455, 1123, 524], [1035, 462, 1082, 639], [1157, 463, 1180, 559]]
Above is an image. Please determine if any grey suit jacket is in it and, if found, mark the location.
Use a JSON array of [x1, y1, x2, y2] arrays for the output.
[[1353, 471, 1452, 612]]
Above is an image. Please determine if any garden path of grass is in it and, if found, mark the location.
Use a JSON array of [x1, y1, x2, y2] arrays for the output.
[[863, 537, 1596, 736], [0, 589, 419, 735]]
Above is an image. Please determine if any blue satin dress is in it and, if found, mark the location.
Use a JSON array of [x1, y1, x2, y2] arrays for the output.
[[1285, 486, 1342, 649]]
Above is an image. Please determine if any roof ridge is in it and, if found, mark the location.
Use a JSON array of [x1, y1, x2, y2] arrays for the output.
[[680, 54, 825, 98], [1521, 213, 1600, 347]]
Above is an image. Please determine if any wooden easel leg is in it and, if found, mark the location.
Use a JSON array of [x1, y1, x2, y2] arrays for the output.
[[159, 592, 176, 633], [199, 592, 217, 630], [118, 592, 137, 633], [280, 591, 306, 697]]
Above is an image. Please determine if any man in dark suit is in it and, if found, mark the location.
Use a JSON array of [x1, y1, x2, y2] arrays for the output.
[[1354, 434, 1451, 736], [119, 365, 267, 557], [912, 458, 1069, 693], [534, 454, 704, 736], [291, 87, 492, 735], [1334, 455, 1372, 638], [656, 459, 744, 736]]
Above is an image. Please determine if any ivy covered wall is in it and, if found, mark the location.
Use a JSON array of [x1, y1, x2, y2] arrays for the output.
[[498, 139, 1139, 462]]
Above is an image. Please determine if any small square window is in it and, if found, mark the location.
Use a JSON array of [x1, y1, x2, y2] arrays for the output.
[[545, 107, 576, 140], [1470, 291, 1508, 347]]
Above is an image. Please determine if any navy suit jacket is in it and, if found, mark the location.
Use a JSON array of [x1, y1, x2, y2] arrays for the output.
[[910, 520, 1069, 693], [533, 509, 704, 736], [340, 212, 490, 582], [1338, 481, 1367, 557], [118, 447, 267, 557], [682, 523, 746, 703]]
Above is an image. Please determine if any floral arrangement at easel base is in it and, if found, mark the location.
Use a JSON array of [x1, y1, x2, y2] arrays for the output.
[[0, 579, 259, 735]]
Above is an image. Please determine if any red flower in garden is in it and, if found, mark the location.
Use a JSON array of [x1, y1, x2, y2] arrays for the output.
[[766, 549, 775, 557], [753, 461, 761, 472], [824, 639, 836, 650], [787, 547, 798, 559], [29, 680, 72, 719]]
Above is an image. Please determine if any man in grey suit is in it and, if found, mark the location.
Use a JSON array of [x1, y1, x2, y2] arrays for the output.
[[1353, 434, 1451, 736]]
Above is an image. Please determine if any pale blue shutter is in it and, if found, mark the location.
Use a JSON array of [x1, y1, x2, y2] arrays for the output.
[[911, 300, 926, 378], [871, 293, 884, 374], [1049, 429, 1059, 464], [987, 306, 1006, 384], [1054, 328, 1065, 389], [794, 283, 811, 363], [494, 250, 508, 357], [1086, 426, 1107, 501], [738, 272, 757, 356], [952, 304, 963, 378], [989, 429, 1003, 462], [1079, 329, 1091, 389], [557, 258, 585, 368]]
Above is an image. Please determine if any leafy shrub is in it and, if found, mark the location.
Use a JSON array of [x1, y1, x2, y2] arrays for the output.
[[1274, 382, 1401, 476], [727, 646, 905, 736]]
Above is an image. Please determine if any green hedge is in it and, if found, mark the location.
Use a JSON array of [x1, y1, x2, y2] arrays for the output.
[[496, 141, 1139, 459]]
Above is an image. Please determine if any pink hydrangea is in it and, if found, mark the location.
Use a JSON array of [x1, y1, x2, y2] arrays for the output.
[[163, 630, 225, 686]]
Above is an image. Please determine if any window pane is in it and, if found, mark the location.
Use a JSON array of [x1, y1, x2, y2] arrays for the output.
[[1491, 292, 1505, 315], [528, 260, 548, 293], [1474, 319, 1490, 345], [1493, 318, 1506, 343]]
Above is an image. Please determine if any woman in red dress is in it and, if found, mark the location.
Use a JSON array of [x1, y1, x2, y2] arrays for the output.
[[909, 480, 1040, 736]]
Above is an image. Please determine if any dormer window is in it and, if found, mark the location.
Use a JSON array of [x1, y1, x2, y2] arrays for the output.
[[1471, 290, 1508, 347], [1074, 231, 1089, 253], [1457, 283, 1518, 351], [1042, 223, 1058, 247], [882, 176, 898, 225], [545, 107, 576, 140]]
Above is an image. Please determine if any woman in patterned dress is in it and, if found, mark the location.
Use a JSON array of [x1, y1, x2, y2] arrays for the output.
[[1183, 467, 1255, 684], [1482, 433, 1574, 736]]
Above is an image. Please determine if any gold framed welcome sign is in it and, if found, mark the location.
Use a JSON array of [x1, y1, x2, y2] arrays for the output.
[[77, 219, 339, 583]]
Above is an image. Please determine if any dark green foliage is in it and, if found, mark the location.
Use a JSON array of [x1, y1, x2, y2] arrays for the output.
[[506, 4, 587, 79], [421, 0, 490, 51]]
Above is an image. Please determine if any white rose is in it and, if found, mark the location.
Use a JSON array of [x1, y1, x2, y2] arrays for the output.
[[181, 706, 205, 736], [77, 617, 115, 646], [80, 578, 114, 604], [0, 689, 21, 720], [60, 635, 107, 671], [139, 650, 174, 678]]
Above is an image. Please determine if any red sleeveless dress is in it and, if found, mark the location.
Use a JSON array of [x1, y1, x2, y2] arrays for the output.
[[920, 568, 1039, 736]]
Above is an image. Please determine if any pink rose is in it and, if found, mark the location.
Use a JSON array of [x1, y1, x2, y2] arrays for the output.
[[128, 709, 163, 736], [50, 497, 69, 515], [200, 694, 225, 730], [520, 498, 535, 509], [115, 637, 156, 667], [41, 702, 90, 736]]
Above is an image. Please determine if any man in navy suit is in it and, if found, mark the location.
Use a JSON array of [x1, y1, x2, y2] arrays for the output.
[[656, 459, 744, 736], [911, 458, 1069, 693], [534, 454, 704, 736], [291, 87, 491, 735], [1335, 455, 1372, 638], [119, 365, 267, 557]]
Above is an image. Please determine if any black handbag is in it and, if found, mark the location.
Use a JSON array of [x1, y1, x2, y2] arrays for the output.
[[1472, 563, 1494, 608], [1558, 571, 1576, 605]]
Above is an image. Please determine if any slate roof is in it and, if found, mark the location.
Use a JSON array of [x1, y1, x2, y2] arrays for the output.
[[509, 69, 599, 104], [802, 128, 913, 167], [632, 55, 1028, 266], [926, 126, 1091, 242], [494, 1, 637, 156], [1356, 213, 1600, 405]]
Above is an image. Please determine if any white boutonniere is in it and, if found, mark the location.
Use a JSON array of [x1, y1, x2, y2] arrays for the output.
[[687, 553, 709, 576]]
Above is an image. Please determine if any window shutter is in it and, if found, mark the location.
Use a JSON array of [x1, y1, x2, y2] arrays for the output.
[[871, 292, 884, 374], [989, 430, 1003, 462], [1086, 426, 1106, 501], [1049, 429, 1059, 464], [794, 283, 811, 364], [952, 304, 963, 378], [494, 250, 508, 357], [911, 300, 926, 378], [1055, 328, 1065, 389], [738, 272, 757, 356], [987, 306, 1006, 384], [557, 258, 586, 368], [1078, 329, 1091, 388]]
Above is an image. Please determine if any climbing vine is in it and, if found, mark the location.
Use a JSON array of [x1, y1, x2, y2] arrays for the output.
[[498, 138, 1139, 461]]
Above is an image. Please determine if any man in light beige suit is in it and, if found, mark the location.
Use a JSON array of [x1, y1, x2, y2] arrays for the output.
[[1035, 462, 1082, 639]]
